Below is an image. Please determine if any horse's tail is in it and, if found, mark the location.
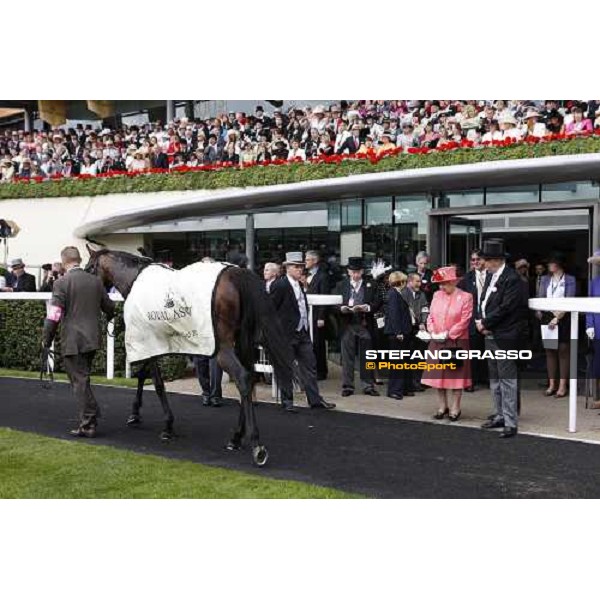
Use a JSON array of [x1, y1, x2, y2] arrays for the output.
[[227, 268, 295, 387]]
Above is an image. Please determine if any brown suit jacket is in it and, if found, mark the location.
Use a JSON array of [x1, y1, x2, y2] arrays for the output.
[[50, 268, 115, 356]]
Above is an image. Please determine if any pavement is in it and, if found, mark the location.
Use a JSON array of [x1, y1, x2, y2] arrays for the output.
[[167, 363, 600, 445], [3, 376, 600, 498]]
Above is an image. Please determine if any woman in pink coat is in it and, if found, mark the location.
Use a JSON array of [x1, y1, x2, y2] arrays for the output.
[[421, 266, 473, 422]]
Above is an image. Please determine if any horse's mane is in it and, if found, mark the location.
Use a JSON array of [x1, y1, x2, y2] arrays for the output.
[[94, 248, 153, 268]]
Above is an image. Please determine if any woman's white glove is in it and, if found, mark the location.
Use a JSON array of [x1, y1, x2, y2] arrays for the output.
[[587, 327, 595, 340], [431, 331, 448, 341]]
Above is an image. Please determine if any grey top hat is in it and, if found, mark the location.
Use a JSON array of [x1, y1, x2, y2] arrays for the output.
[[283, 251, 305, 266], [10, 257, 25, 268]]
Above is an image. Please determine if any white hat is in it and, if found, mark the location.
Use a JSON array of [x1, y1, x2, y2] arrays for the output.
[[524, 110, 541, 119], [313, 105, 325, 114], [500, 114, 518, 125]]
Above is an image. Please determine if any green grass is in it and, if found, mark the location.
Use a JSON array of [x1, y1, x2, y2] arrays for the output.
[[0, 428, 357, 498], [0, 368, 139, 388]]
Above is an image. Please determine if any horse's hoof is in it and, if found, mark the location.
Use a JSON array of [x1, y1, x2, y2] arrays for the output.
[[126, 415, 142, 426], [225, 440, 241, 451], [252, 445, 269, 467], [160, 431, 173, 442]]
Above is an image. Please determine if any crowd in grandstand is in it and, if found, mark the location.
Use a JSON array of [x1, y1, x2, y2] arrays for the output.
[[1, 100, 600, 182]]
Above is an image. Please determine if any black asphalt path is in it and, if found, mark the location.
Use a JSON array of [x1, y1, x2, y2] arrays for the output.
[[1, 377, 599, 498]]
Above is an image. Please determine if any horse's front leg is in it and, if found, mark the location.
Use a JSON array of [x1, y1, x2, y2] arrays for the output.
[[150, 360, 175, 441], [127, 362, 147, 426]]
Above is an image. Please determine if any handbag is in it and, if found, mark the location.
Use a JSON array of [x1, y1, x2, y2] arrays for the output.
[[437, 339, 464, 367]]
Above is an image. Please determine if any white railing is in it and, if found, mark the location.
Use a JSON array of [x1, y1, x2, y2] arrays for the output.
[[529, 297, 600, 433], [0, 292, 343, 385]]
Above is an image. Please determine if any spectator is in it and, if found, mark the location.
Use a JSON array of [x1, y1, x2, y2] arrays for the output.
[[2, 258, 37, 292], [335, 256, 381, 398], [422, 266, 472, 422], [522, 109, 547, 138], [287, 138, 306, 161], [499, 115, 523, 140], [566, 105, 593, 136], [478, 239, 529, 439], [377, 131, 396, 155], [384, 271, 414, 400], [263, 262, 280, 293], [337, 124, 362, 154], [269, 251, 335, 412], [536, 252, 576, 398]]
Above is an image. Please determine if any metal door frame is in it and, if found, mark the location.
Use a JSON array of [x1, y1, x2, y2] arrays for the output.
[[428, 200, 599, 269]]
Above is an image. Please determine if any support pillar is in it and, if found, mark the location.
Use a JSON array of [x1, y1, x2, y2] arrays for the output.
[[245, 214, 255, 271], [166, 100, 175, 123], [23, 108, 32, 132]]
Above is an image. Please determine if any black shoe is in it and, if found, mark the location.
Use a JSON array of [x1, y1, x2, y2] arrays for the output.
[[341, 389, 354, 397], [202, 396, 211, 406], [388, 394, 403, 400], [404, 390, 415, 397], [363, 387, 380, 397], [433, 408, 449, 420], [69, 426, 96, 438], [282, 404, 298, 413], [499, 427, 518, 438], [211, 397, 223, 407], [449, 410, 462, 422], [311, 400, 336, 410], [414, 385, 426, 392], [481, 419, 505, 429], [464, 386, 476, 393]]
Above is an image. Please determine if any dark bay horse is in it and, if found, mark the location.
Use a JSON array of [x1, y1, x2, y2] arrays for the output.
[[84, 245, 294, 467]]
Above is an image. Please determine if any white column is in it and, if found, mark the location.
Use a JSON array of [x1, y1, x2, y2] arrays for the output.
[[166, 100, 175, 123], [23, 109, 32, 133], [569, 311, 578, 432], [106, 319, 115, 380]]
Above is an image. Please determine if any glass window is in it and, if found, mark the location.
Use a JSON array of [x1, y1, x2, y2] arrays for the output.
[[327, 201, 341, 232], [256, 229, 284, 265], [486, 185, 539, 205], [365, 197, 392, 225], [438, 189, 484, 208], [394, 194, 431, 236], [341, 199, 362, 228], [542, 181, 599, 203]]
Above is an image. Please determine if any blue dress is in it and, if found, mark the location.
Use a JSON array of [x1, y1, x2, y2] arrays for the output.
[[586, 276, 600, 377]]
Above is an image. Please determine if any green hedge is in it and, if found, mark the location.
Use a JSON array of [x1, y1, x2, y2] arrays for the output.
[[0, 301, 187, 380], [1, 137, 600, 201]]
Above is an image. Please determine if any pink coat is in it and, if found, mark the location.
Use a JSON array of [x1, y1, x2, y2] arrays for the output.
[[421, 288, 473, 389]]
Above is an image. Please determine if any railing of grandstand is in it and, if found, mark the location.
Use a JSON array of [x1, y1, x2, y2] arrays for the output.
[[0, 292, 343, 391]]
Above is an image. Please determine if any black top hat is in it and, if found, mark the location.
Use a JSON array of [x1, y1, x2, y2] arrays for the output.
[[346, 256, 365, 270], [481, 238, 508, 259]]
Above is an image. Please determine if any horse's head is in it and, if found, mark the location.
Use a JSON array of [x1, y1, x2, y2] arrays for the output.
[[84, 244, 114, 289], [84, 244, 152, 297]]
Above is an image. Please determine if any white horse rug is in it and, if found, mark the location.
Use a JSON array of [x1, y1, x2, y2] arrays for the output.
[[124, 262, 229, 363]]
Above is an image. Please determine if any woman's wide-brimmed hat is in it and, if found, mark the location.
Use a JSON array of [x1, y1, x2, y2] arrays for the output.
[[500, 114, 518, 125], [588, 249, 600, 264], [481, 238, 509, 259], [346, 256, 365, 271], [283, 251, 305, 266], [431, 265, 459, 284]]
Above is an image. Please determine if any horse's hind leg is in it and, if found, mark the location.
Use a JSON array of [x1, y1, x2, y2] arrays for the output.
[[218, 347, 267, 466], [127, 362, 147, 426], [151, 360, 175, 442]]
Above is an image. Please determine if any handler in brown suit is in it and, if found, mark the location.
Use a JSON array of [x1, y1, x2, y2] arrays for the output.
[[42, 246, 115, 437]]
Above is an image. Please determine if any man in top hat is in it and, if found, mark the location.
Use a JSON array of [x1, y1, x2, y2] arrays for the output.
[[42, 246, 115, 437], [477, 238, 528, 438], [1, 258, 37, 292], [335, 256, 382, 397], [269, 251, 336, 413], [305, 250, 331, 380]]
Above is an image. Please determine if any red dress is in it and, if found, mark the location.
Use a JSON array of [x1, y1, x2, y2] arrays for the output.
[[421, 288, 473, 390]]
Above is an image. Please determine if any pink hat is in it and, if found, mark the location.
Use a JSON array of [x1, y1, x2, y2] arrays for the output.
[[431, 266, 459, 284]]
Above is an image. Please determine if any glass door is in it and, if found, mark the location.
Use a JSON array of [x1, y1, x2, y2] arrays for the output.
[[447, 216, 481, 272]]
